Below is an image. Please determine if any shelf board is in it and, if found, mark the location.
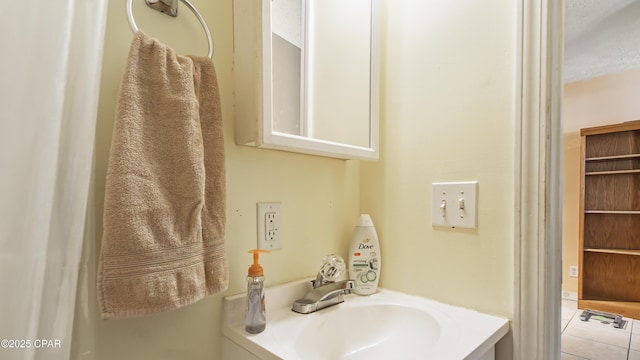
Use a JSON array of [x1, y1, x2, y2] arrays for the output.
[[585, 210, 640, 214], [585, 248, 640, 256], [586, 154, 640, 161], [585, 169, 640, 175], [581, 121, 640, 136]]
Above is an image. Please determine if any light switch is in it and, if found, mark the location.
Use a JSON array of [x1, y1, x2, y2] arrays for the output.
[[431, 181, 478, 229]]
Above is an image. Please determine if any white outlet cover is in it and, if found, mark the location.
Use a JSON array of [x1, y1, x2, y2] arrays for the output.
[[432, 181, 478, 229], [257, 202, 282, 250], [569, 266, 578, 278]]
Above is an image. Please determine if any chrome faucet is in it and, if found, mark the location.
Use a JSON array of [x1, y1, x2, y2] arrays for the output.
[[292, 280, 355, 314], [292, 254, 355, 314]]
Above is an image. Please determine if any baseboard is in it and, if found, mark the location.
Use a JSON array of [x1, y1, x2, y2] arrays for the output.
[[561, 291, 577, 301]]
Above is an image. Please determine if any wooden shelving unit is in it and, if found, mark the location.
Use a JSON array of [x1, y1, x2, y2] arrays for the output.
[[579, 121, 640, 319]]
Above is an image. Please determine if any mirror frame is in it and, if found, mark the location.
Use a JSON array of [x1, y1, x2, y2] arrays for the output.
[[233, 0, 379, 160]]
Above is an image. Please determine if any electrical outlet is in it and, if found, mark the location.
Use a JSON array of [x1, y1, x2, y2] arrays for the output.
[[257, 202, 282, 250], [569, 265, 578, 278]]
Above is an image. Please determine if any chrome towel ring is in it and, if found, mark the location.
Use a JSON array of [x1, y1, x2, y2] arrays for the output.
[[125, 0, 214, 59]]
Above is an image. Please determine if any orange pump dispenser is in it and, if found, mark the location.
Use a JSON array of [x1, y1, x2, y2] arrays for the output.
[[247, 249, 269, 276], [246, 249, 270, 334]]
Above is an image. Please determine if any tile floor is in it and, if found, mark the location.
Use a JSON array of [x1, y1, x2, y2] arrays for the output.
[[562, 299, 640, 359]]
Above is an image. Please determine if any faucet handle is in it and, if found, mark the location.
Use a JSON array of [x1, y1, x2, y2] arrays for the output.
[[318, 254, 346, 283]]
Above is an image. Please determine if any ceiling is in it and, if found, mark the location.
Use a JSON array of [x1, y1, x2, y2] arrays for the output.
[[564, 0, 640, 83]]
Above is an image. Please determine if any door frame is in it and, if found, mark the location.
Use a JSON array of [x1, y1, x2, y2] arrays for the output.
[[514, 0, 563, 358]]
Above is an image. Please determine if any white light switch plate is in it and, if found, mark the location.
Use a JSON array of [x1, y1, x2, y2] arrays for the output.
[[432, 181, 478, 229]]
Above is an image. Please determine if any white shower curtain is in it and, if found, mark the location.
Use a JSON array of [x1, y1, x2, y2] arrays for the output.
[[0, 1, 107, 360]]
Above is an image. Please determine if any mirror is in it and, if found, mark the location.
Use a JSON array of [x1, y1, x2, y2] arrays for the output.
[[272, 0, 373, 149], [233, 0, 379, 160], [271, 0, 303, 140]]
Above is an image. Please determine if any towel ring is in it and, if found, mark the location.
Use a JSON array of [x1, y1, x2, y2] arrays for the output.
[[126, 0, 214, 58]]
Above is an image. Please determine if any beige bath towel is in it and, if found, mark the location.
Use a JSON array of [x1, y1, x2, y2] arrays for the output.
[[98, 32, 227, 319]]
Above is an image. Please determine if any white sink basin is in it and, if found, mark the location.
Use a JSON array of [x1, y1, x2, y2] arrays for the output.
[[223, 279, 508, 360], [294, 303, 447, 359]]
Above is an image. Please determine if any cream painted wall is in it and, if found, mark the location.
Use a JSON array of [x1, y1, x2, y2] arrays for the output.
[[72, 1, 361, 359], [360, 0, 515, 318], [562, 68, 640, 294], [71, 0, 522, 358]]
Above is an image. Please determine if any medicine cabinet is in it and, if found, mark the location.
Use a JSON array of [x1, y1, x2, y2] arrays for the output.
[[233, 0, 379, 160]]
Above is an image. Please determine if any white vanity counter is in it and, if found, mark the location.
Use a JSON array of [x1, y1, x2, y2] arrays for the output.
[[222, 279, 509, 360]]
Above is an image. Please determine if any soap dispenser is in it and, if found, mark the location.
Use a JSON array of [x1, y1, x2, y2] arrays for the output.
[[246, 249, 269, 334]]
